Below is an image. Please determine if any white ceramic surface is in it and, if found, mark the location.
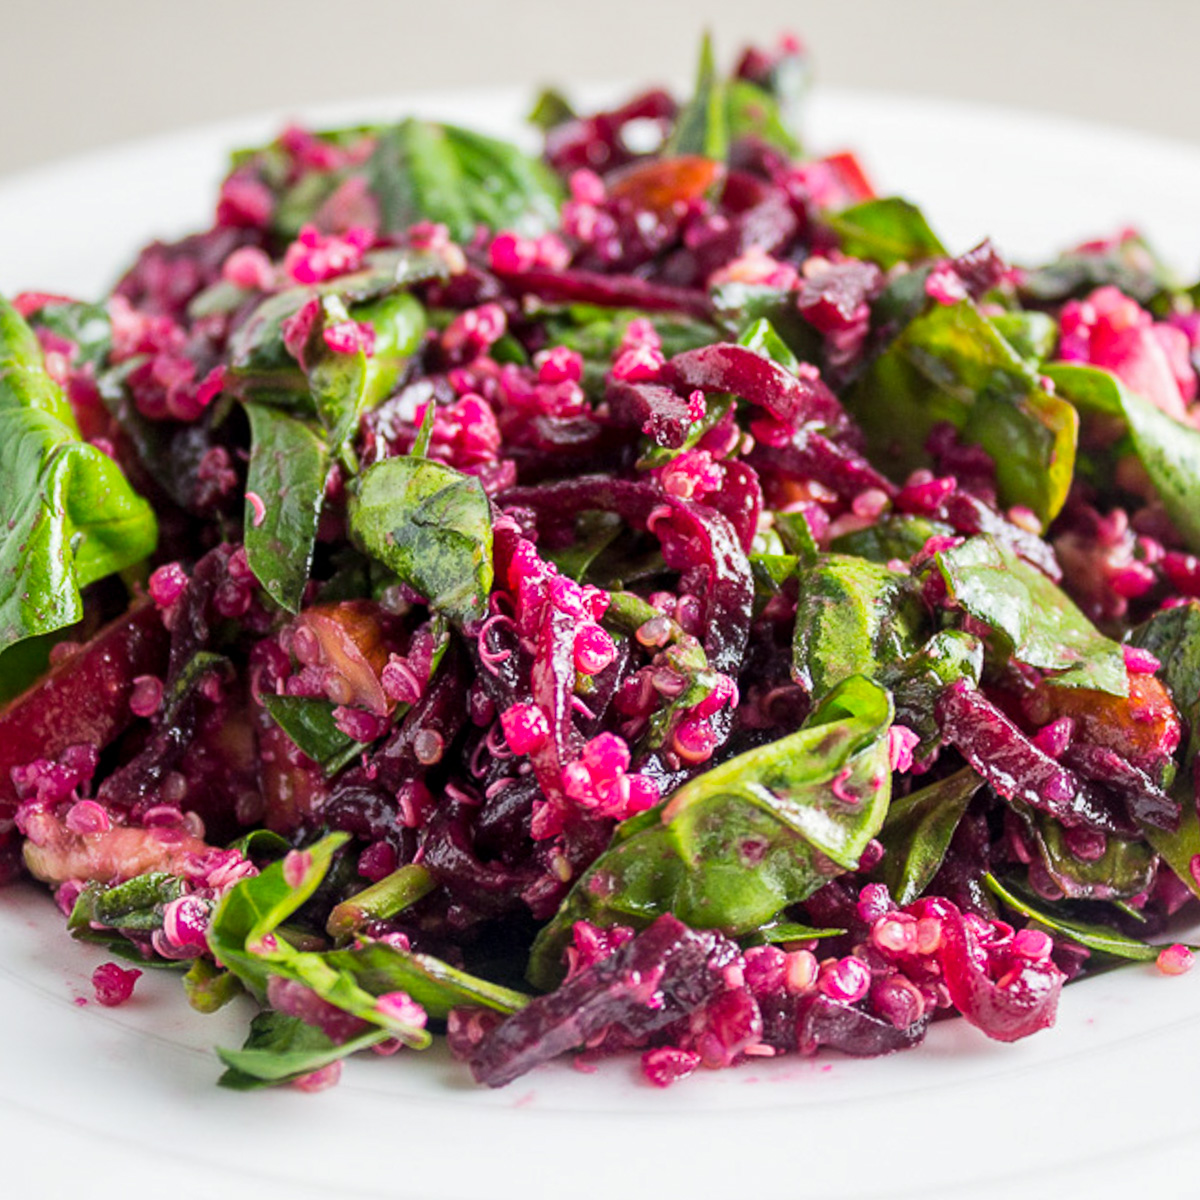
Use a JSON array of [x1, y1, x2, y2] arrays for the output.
[[3, 90, 1200, 1200]]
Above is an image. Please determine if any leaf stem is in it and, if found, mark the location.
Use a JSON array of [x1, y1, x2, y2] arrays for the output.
[[327, 863, 436, 938]]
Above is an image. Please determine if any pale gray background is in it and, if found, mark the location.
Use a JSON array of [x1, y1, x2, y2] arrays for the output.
[[1, 0, 1197, 179]]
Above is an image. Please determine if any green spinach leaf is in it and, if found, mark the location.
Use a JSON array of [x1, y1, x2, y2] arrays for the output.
[[528, 676, 894, 988], [846, 298, 1078, 524], [824, 197, 946, 269], [0, 296, 157, 654], [880, 767, 983, 904], [349, 456, 493, 625], [1046, 362, 1200, 555], [985, 874, 1176, 961], [792, 554, 927, 698], [933, 535, 1128, 694], [243, 404, 330, 614]]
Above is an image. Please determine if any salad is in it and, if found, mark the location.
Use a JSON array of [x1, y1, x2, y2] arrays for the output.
[[4, 34, 1200, 1094]]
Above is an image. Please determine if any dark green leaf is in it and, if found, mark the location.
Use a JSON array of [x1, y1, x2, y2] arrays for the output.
[[710, 282, 821, 364], [880, 767, 983, 904], [750, 553, 798, 615], [846, 299, 1078, 524], [323, 941, 529, 1018], [349, 456, 493, 625], [1046, 362, 1200, 555], [368, 120, 562, 241], [773, 512, 819, 563], [1015, 804, 1156, 900], [527, 88, 576, 132], [933, 535, 1128, 694], [543, 510, 623, 583], [68, 872, 184, 934], [884, 630, 984, 753], [217, 1011, 389, 1090], [744, 922, 845, 946], [666, 32, 728, 160], [824, 198, 946, 269], [830, 514, 953, 563], [792, 554, 927, 698], [259, 694, 366, 773], [310, 291, 425, 468], [243, 404, 329, 614], [528, 676, 894, 988], [225, 828, 292, 863], [1129, 602, 1200, 898], [984, 874, 1172, 961], [0, 296, 157, 654], [0, 627, 72, 704], [1019, 233, 1178, 306]]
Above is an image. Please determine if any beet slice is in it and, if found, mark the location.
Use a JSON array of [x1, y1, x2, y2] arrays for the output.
[[0, 602, 169, 838]]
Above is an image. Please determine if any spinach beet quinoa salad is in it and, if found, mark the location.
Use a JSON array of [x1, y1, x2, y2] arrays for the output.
[[4, 34, 1200, 1093]]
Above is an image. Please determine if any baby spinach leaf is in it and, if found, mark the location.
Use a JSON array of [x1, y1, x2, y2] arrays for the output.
[[880, 767, 983, 904], [528, 676, 893, 988], [368, 119, 562, 241], [543, 510, 624, 583], [310, 291, 425, 468], [527, 87, 576, 132], [1018, 233, 1177, 306], [793, 554, 927, 699], [322, 941, 530, 1018], [243, 404, 329, 614], [933, 535, 1128, 694], [211, 832, 526, 1081], [349, 456, 493, 625], [0, 296, 157, 655], [1130, 601, 1200, 763], [989, 311, 1057, 364], [1018, 806, 1157, 901], [26, 299, 112, 369], [824, 197, 946, 269], [984, 874, 1173, 961], [846, 298, 1078, 524], [218, 1011, 390, 1090], [884, 630, 984, 753], [259, 694, 366, 773], [1045, 362, 1200, 555], [831, 514, 953, 563], [710, 282, 820, 360]]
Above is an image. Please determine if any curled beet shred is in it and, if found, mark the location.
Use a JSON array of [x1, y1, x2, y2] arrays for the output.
[[664, 342, 852, 437], [921, 898, 1065, 1043], [936, 680, 1136, 836]]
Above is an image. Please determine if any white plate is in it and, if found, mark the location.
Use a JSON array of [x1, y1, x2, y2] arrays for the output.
[[4, 88, 1200, 1200]]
